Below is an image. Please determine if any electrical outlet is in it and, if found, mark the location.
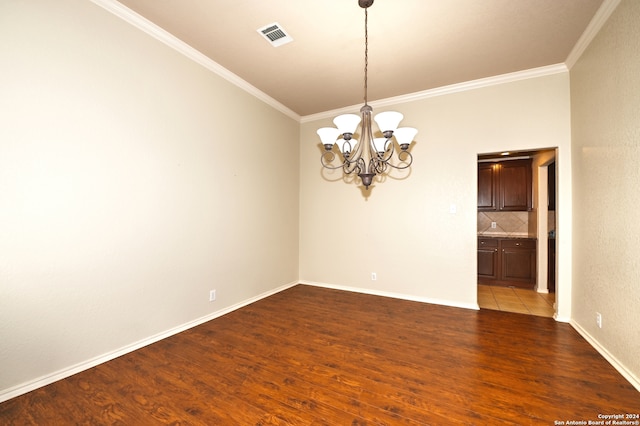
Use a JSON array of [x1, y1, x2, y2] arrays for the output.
[[371, 272, 377, 281], [491, 222, 497, 229], [209, 290, 216, 302], [596, 312, 602, 328]]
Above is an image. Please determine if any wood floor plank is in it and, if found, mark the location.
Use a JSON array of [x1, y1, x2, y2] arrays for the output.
[[1, 284, 639, 425]]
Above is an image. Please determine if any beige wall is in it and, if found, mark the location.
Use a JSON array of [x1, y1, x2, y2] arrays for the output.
[[4, 0, 637, 403], [300, 74, 572, 312], [570, 0, 640, 382], [0, 0, 299, 397]]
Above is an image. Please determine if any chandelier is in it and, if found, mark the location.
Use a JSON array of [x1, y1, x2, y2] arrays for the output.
[[316, 0, 417, 190]]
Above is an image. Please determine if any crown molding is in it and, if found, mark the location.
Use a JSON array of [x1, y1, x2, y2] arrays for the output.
[[565, 0, 622, 69], [90, 0, 301, 122], [91, 0, 611, 125], [301, 64, 568, 123]]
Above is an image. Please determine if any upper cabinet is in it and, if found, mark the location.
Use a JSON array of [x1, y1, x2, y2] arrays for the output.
[[478, 159, 532, 211], [478, 163, 498, 210]]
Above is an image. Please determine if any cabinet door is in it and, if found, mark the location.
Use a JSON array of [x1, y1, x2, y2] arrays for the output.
[[548, 161, 556, 211], [499, 160, 532, 211], [501, 240, 536, 287], [548, 239, 556, 293], [478, 163, 497, 211], [478, 239, 499, 280]]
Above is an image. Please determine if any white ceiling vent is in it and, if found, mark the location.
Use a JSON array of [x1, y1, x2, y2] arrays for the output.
[[257, 22, 293, 47]]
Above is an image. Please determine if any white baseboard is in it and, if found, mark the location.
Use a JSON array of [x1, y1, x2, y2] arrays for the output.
[[570, 319, 640, 392], [554, 314, 571, 323], [0, 280, 298, 404], [300, 282, 639, 392], [8, 282, 634, 404], [299, 280, 480, 311]]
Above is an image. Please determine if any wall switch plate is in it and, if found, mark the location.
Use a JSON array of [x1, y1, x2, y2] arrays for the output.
[[596, 312, 602, 328], [209, 290, 216, 302]]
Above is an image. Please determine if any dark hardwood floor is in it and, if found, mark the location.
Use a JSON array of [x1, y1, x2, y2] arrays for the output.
[[1, 284, 639, 425]]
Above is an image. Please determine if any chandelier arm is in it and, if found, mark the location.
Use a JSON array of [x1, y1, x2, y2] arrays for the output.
[[384, 138, 394, 156], [366, 135, 375, 160], [344, 136, 367, 173], [375, 137, 396, 163], [320, 151, 349, 170], [382, 150, 414, 170], [370, 143, 388, 176], [343, 157, 361, 174], [371, 158, 386, 175], [348, 157, 366, 176]]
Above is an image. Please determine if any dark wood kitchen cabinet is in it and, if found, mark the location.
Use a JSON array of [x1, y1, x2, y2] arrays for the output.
[[548, 161, 556, 211], [478, 237, 536, 289], [478, 159, 532, 211], [548, 238, 556, 293], [501, 239, 536, 286], [478, 163, 498, 210], [478, 238, 499, 280]]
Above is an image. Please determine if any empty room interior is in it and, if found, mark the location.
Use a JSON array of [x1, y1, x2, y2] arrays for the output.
[[1, 0, 639, 423]]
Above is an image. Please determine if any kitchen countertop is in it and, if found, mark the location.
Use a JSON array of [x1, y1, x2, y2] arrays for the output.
[[477, 234, 537, 239]]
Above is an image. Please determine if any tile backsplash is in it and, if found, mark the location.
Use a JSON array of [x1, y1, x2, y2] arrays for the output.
[[478, 211, 534, 237]]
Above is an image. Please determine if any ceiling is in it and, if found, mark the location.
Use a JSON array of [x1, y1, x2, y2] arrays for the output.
[[116, 0, 604, 117]]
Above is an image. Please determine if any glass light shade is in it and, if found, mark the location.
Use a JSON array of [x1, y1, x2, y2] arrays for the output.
[[333, 114, 361, 134], [317, 127, 341, 145], [336, 138, 358, 154], [374, 111, 403, 132], [372, 138, 389, 153], [393, 127, 418, 146]]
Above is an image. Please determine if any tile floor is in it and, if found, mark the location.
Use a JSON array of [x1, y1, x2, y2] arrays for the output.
[[478, 285, 556, 317]]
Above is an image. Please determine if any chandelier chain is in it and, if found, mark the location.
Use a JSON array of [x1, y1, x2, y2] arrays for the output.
[[364, 7, 368, 105]]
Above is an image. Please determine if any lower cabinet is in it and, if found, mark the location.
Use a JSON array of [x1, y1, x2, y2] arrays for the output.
[[478, 238, 499, 280], [478, 237, 536, 289], [548, 238, 556, 293]]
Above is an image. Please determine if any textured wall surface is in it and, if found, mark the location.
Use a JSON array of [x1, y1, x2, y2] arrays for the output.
[[0, 0, 299, 398], [570, 0, 640, 381]]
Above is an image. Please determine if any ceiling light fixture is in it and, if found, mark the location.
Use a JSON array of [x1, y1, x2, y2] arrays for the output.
[[316, 0, 417, 190]]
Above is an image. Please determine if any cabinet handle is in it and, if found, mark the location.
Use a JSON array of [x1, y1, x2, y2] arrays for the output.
[[495, 249, 498, 252], [516, 243, 521, 246]]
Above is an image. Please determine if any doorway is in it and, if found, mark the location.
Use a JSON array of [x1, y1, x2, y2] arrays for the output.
[[476, 149, 557, 317]]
